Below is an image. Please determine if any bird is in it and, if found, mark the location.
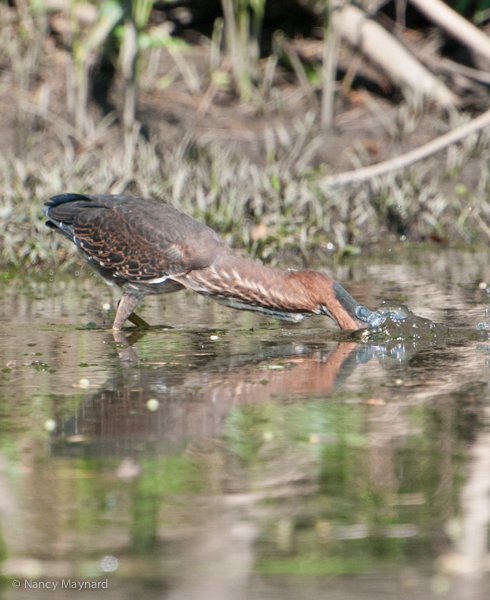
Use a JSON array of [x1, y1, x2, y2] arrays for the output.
[[43, 193, 368, 331]]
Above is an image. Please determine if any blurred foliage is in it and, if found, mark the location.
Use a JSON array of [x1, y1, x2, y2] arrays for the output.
[[1, 0, 490, 266], [221, 0, 266, 99], [454, 0, 490, 21], [2, 122, 490, 267], [0, 383, 470, 574], [224, 399, 464, 574]]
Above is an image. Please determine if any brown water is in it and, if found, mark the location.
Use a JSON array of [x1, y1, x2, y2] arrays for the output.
[[2, 244, 490, 599]]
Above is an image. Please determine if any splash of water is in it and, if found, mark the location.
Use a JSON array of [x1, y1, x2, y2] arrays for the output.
[[356, 301, 447, 340]]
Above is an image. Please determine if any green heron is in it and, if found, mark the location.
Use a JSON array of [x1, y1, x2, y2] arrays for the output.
[[43, 194, 367, 331]]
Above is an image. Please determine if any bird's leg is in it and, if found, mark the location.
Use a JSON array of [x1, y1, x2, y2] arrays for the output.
[[128, 313, 151, 328], [112, 330, 140, 365], [113, 293, 149, 330]]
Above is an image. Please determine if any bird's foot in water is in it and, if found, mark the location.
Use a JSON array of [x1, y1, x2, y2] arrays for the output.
[[128, 312, 151, 329]]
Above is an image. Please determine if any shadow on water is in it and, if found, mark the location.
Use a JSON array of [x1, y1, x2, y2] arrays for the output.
[[1, 245, 490, 598]]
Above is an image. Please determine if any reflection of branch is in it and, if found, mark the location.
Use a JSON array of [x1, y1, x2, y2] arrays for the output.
[[322, 106, 490, 187], [456, 430, 490, 576]]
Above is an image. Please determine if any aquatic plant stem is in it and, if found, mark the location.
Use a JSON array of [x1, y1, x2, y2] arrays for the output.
[[321, 1, 343, 129], [322, 107, 490, 187]]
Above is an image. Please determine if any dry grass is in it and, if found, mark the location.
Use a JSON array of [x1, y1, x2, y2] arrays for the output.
[[2, 2, 490, 268], [3, 122, 490, 268]]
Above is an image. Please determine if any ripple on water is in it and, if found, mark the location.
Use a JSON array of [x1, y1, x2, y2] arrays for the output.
[[357, 301, 449, 341]]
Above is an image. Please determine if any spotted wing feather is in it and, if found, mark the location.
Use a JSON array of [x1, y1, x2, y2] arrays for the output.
[[44, 193, 230, 281]]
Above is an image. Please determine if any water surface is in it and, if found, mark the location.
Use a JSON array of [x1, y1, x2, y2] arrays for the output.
[[1, 244, 490, 599]]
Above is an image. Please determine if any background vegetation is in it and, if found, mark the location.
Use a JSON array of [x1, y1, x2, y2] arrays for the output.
[[2, 0, 490, 267]]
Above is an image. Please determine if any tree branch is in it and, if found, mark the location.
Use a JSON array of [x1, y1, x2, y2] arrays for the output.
[[321, 107, 490, 187]]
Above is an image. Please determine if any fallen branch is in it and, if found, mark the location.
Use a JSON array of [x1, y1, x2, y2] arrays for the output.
[[321, 106, 490, 187], [334, 4, 458, 107], [440, 58, 490, 86], [410, 0, 490, 64]]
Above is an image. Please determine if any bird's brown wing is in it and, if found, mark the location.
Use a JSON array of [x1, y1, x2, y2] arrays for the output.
[[45, 194, 230, 281]]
